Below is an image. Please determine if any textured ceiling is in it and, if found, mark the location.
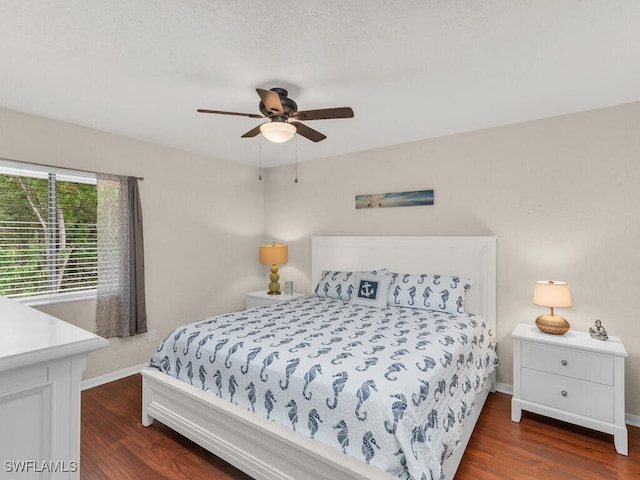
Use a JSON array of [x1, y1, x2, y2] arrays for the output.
[[1, 1, 639, 167]]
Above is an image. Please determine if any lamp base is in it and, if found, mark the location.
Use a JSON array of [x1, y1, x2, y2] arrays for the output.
[[535, 314, 570, 335], [267, 264, 281, 295]]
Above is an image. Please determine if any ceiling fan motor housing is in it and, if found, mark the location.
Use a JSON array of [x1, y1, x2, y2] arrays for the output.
[[259, 87, 298, 118]]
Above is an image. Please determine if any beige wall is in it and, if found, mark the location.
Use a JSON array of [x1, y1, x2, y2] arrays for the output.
[[2, 102, 638, 416], [0, 107, 265, 379], [263, 102, 640, 416]]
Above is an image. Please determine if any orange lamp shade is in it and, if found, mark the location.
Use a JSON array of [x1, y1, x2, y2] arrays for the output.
[[259, 244, 288, 265]]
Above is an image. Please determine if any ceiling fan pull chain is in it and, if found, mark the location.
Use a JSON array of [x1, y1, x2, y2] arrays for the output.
[[259, 136, 263, 181], [294, 136, 299, 184]]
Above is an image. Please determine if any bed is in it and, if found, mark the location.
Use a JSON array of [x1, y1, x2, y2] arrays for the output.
[[142, 236, 497, 480]]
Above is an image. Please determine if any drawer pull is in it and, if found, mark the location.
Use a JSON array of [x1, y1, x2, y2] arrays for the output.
[[561, 360, 568, 366], [561, 390, 568, 397]]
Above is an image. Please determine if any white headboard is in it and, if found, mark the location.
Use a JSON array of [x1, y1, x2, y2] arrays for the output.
[[311, 236, 497, 330]]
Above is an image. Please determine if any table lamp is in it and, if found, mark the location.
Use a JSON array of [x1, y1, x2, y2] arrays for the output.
[[259, 243, 288, 295], [533, 280, 572, 335]]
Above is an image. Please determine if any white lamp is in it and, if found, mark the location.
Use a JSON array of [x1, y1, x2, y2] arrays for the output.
[[533, 280, 572, 335], [259, 243, 288, 295], [260, 121, 296, 143]]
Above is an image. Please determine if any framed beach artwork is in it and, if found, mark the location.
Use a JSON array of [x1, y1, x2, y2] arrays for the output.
[[355, 189, 434, 209]]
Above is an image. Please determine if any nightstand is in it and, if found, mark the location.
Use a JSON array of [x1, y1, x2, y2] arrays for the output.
[[245, 290, 305, 309], [511, 323, 628, 455]]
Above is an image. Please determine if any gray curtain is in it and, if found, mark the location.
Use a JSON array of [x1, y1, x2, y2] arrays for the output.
[[96, 175, 147, 338], [128, 178, 147, 336]]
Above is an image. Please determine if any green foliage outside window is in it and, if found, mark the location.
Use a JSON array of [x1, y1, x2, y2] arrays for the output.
[[0, 172, 98, 299]]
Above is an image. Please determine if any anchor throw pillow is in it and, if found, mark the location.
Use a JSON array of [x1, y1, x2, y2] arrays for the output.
[[350, 272, 393, 308]]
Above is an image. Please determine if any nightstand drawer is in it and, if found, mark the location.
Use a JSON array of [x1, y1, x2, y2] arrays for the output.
[[521, 368, 614, 423], [521, 342, 613, 385]]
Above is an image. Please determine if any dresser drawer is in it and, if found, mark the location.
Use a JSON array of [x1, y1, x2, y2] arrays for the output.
[[521, 368, 614, 423], [521, 341, 613, 385]]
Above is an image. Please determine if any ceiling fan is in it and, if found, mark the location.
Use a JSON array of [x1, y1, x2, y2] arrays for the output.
[[197, 87, 354, 143]]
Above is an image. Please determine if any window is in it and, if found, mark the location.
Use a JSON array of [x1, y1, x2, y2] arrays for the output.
[[0, 159, 98, 302]]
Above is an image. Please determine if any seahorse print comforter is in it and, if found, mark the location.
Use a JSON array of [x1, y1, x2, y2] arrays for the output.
[[149, 296, 498, 480]]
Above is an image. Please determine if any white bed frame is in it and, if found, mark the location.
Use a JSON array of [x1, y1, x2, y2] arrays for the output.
[[142, 236, 497, 480]]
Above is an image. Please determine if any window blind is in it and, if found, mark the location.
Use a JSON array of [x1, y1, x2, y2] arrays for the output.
[[0, 161, 99, 300]]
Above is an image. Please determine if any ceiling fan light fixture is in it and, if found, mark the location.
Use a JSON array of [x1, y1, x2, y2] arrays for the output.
[[260, 121, 296, 143]]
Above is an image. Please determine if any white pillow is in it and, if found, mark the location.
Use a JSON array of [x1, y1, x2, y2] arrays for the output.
[[314, 270, 356, 300], [350, 273, 393, 308], [387, 272, 473, 314]]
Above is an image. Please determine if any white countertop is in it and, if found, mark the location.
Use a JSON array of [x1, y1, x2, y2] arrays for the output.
[[0, 295, 108, 372], [511, 322, 627, 357], [245, 290, 306, 299]]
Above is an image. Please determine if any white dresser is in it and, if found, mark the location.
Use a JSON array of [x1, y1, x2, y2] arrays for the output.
[[0, 296, 108, 479], [511, 323, 628, 455]]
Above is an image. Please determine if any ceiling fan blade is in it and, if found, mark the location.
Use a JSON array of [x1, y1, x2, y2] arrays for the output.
[[292, 107, 354, 121], [241, 124, 263, 138], [291, 122, 326, 142], [197, 109, 263, 119], [256, 88, 284, 115]]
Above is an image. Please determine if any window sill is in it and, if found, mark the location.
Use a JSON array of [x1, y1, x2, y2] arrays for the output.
[[19, 290, 97, 307]]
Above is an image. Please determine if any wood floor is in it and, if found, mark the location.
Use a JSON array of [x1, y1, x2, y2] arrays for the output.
[[81, 374, 640, 480]]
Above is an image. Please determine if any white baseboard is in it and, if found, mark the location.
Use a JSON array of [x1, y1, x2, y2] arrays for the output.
[[495, 382, 639, 428], [81, 363, 147, 391], [494, 382, 513, 395], [626, 413, 640, 428]]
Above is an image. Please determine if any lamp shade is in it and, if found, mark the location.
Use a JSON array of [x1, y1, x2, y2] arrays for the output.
[[533, 281, 572, 308], [259, 244, 288, 265], [260, 121, 296, 143]]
